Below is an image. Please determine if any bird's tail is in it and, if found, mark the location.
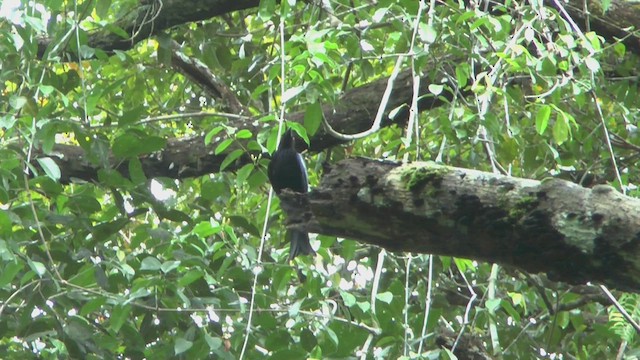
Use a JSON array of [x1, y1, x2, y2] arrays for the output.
[[288, 230, 315, 262]]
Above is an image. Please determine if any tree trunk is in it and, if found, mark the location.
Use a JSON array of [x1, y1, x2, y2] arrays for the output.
[[281, 158, 640, 292]]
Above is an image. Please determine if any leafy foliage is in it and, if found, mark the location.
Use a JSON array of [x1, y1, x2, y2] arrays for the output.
[[0, 0, 639, 358]]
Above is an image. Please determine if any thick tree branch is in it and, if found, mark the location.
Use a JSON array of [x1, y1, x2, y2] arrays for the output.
[[170, 41, 248, 115], [37, 0, 261, 57], [48, 63, 457, 182], [282, 158, 640, 292]]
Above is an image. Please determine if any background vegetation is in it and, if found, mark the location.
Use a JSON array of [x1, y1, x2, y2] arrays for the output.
[[1, 0, 639, 358]]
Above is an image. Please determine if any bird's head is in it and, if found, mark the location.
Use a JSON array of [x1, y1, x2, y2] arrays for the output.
[[279, 128, 295, 150]]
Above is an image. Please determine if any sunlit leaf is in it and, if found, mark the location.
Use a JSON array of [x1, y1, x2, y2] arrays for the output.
[[282, 86, 305, 104], [376, 292, 393, 304], [36, 157, 61, 180], [535, 105, 551, 135], [304, 102, 323, 136]]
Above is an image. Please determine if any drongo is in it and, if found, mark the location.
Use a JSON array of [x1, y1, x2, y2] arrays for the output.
[[267, 128, 315, 262]]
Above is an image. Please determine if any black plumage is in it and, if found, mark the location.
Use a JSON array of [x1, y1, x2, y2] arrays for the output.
[[267, 129, 315, 262]]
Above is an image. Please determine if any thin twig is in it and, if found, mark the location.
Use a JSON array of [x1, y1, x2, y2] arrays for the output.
[[370, 249, 386, 318], [322, 54, 405, 141], [239, 12, 289, 360], [600, 285, 640, 334], [417, 254, 434, 355]]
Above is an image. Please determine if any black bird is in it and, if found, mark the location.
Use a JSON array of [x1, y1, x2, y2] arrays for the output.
[[267, 128, 315, 262]]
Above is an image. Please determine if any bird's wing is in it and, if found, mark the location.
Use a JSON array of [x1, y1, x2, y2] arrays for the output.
[[296, 153, 309, 193], [267, 152, 280, 193]]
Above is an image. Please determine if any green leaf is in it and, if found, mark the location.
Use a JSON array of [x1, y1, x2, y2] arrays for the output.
[[340, 290, 356, 307], [584, 32, 602, 51], [127, 287, 151, 302], [36, 157, 61, 180], [455, 64, 469, 88], [220, 148, 244, 170], [509, 291, 525, 309], [112, 132, 166, 158], [247, 167, 268, 190], [453, 258, 474, 272], [68, 194, 103, 214], [288, 300, 302, 317], [140, 257, 162, 271], [80, 298, 107, 316], [127, 158, 146, 184], [356, 301, 371, 313], [419, 23, 437, 44], [258, 0, 276, 20], [68, 265, 96, 287], [236, 129, 252, 139], [119, 105, 145, 126], [280, 0, 292, 17], [535, 105, 551, 135], [161, 260, 180, 274], [282, 86, 305, 104], [162, 209, 192, 223], [0, 261, 23, 287], [552, 116, 569, 144], [0, 115, 17, 129], [228, 215, 260, 238], [376, 291, 393, 304], [120, 263, 136, 277], [428, 84, 443, 95], [214, 138, 234, 155], [304, 102, 323, 136], [178, 270, 204, 286], [0, 210, 12, 236], [95, 0, 112, 18], [205, 126, 225, 145], [485, 298, 501, 312], [9, 95, 27, 110], [193, 221, 221, 237], [500, 299, 521, 322], [175, 337, 193, 355], [38, 84, 55, 96], [201, 180, 228, 201], [156, 33, 173, 66], [236, 163, 254, 184], [64, 316, 93, 342], [613, 43, 626, 58], [92, 218, 130, 243], [388, 104, 408, 120], [204, 334, 222, 350], [443, 347, 459, 359], [28, 259, 46, 277], [287, 122, 310, 146], [325, 326, 339, 348], [109, 304, 132, 332], [585, 57, 600, 72]]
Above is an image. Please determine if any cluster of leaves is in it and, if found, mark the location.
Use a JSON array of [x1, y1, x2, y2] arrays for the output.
[[1, 0, 639, 358]]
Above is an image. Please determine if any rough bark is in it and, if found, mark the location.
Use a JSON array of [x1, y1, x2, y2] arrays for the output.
[[280, 158, 640, 292]]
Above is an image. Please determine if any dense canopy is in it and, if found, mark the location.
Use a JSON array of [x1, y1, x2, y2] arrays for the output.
[[2, 0, 640, 358]]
